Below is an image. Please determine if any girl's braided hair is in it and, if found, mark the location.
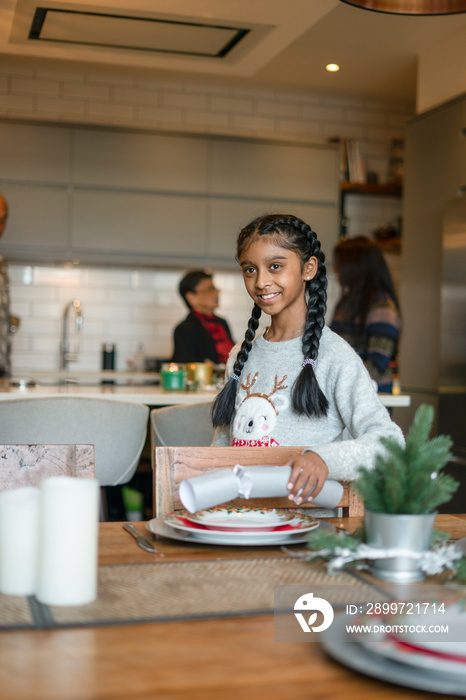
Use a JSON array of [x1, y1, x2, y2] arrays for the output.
[[211, 213, 329, 428]]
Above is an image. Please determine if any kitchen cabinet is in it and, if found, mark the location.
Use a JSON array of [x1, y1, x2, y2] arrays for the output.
[[0, 121, 340, 268], [72, 190, 208, 259], [396, 93, 466, 432]]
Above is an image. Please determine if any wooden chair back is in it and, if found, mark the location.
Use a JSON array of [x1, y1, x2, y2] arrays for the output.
[[154, 446, 363, 518]]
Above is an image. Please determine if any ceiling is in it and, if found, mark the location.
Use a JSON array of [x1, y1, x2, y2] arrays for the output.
[[2, 0, 466, 108]]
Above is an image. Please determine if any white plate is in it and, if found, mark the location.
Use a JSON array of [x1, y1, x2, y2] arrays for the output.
[[357, 629, 466, 678], [165, 511, 318, 544], [321, 614, 466, 696], [146, 516, 330, 546], [185, 507, 296, 531], [390, 602, 466, 658]]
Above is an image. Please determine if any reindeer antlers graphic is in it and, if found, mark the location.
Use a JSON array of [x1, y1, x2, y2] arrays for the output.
[[239, 373, 288, 415]]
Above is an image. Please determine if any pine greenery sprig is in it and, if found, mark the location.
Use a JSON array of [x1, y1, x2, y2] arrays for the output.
[[355, 404, 458, 514]]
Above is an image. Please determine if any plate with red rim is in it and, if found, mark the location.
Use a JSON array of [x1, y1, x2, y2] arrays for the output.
[[352, 600, 466, 677], [184, 507, 297, 531], [322, 613, 466, 696], [162, 509, 319, 544]]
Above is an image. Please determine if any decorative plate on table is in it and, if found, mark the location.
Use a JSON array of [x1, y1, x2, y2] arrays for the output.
[[321, 613, 466, 696], [146, 509, 324, 546], [164, 508, 318, 544], [184, 506, 297, 531]]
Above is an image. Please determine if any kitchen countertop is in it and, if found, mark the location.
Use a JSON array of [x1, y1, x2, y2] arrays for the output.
[[0, 371, 411, 407]]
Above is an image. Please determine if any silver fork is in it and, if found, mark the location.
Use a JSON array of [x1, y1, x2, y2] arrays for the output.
[[123, 523, 161, 554]]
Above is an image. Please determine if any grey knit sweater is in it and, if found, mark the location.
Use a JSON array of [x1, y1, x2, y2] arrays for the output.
[[212, 326, 404, 480]]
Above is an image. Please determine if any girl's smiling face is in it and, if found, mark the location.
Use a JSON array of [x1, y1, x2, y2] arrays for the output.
[[239, 235, 317, 319]]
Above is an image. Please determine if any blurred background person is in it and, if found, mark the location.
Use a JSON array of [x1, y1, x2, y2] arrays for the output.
[[0, 192, 19, 379], [172, 269, 234, 364], [331, 236, 401, 393]]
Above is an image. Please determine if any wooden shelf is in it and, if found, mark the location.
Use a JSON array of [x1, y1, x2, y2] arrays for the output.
[[339, 181, 403, 238], [340, 181, 403, 196]]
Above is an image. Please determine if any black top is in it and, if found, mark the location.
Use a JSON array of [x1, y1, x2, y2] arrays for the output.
[[172, 311, 234, 364]]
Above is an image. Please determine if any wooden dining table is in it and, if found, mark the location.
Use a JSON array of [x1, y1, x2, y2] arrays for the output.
[[1, 513, 465, 700]]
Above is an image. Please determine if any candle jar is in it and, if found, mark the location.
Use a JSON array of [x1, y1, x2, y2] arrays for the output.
[[161, 363, 187, 391], [187, 363, 214, 391]]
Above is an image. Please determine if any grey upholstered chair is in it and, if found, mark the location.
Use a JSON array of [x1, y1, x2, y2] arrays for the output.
[[0, 397, 149, 487], [150, 402, 214, 451]]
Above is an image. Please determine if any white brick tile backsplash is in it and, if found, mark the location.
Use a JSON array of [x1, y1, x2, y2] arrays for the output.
[[137, 104, 184, 126], [81, 268, 133, 288], [19, 319, 58, 335], [185, 110, 230, 130], [113, 86, 160, 105], [12, 286, 55, 301], [345, 108, 387, 126], [298, 104, 343, 123], [321, 122, 366, 139], [64, 83, 110, 101], [1, 94, 34, 111], [163, 91, 207, 111], [277, 118, 321, 139], [36, 96, 85, 116], [232, 113, 276, 134], [255, 100, 298, 118], [12, 77, 60, 96], [87, 101, 134, 120], [210, 95, 253, 114], [30, 302, 63, 318], [32, 267, 82, 286]]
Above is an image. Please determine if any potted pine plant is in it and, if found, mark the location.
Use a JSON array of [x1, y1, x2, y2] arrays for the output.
[[355, 403, 458, 582]]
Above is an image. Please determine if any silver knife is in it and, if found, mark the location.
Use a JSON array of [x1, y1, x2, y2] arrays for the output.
[[123, 523, 159, 553]]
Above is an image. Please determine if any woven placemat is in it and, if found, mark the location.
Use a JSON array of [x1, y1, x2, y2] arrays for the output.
[[47, 557, 381, 628], [0, 593, 36, 629], [0, 557, 386, 630]]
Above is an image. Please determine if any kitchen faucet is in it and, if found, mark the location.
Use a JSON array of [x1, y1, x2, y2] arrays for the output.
[[60, 299, 83, 370]]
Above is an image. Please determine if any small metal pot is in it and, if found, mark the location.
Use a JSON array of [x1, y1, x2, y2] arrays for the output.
[[364, 510, 436, 583]]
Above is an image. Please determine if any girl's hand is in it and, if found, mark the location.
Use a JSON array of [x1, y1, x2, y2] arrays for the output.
[[286, 451, 329, 504]]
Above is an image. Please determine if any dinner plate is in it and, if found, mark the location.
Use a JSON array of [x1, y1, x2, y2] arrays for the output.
[[366, 600, 466, 660], [164, 510, 319, 544], [146, 516, 332, 546], [357, 633, 466, 678], [321, 614, 466, 696], [184, 507, 296, 531]]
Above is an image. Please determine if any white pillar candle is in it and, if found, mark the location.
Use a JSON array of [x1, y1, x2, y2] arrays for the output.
[[37, 476, 99, 607], [0, 487, 41, 596]]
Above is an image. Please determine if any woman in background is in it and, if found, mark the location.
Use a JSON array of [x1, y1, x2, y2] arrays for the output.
[[331, 236, 401, 393]]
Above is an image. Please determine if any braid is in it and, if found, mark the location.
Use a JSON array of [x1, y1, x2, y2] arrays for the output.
[[211, 303, 262, 428], [291, 223, 329, 417]]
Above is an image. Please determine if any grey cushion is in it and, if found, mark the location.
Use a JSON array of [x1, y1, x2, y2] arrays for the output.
[[0, 397, 149, 486], [151, 402, 214, 448]]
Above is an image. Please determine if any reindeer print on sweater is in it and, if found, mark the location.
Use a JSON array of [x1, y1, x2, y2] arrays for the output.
[[232, 372, 289, 446]]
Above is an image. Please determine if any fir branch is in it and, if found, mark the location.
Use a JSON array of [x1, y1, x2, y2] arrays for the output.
[[355, 404, 457, 514], [307, 529, 360, 552]]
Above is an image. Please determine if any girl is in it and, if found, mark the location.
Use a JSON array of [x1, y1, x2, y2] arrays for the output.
[[331, 236, 401, 393], [212, 213, 404, 504]]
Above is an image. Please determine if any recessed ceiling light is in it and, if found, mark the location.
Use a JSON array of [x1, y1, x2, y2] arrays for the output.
[[326, 63, 340, 72]]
